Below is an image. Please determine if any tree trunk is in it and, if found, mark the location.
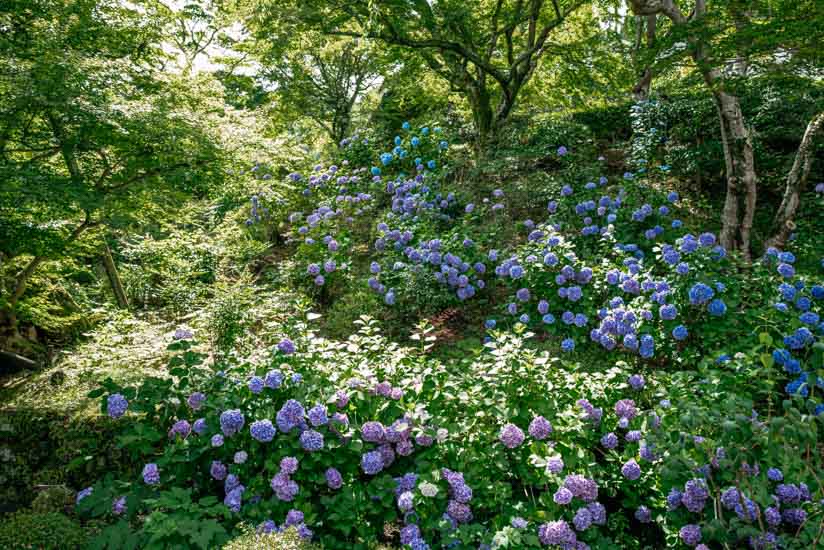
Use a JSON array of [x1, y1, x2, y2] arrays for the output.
[[8, 256, 46, 310], [633, 70, 653, 102], [469, 83, 496, 154], [628, 0, 758, 260], [632, 15, 656, 101], [6, 217, 93, 311], [712, 88, 757, 261], [102, 241, 129, 309], [764, 111, 824, 251]]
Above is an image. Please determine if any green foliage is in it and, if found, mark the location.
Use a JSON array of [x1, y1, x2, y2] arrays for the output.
[[3, 3, 824, 550], [30, 486, 75, 514], [0, 410, 129, 511], [206, 280, 258, 355], [252, 31, 384, 146], [258, 0, 591, 145], [223, 527, 321, 550], [119, 228, 218, 315], [629, 74, 824, 196], [0, 511, 88, 550]]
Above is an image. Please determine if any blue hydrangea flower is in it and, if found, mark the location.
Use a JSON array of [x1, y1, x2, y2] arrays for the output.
[[672, 325, 688, 340], [142, 463, 160, 485], [708, 299, 727, 316], [299, 429, 324, 451], [107, 394, 128, 419], [220, 409, 245, 436], [248, 376, 264, 394], [361, 451, 384, 475], [250, 419, 276, 442], [76, 487, 93, 505]]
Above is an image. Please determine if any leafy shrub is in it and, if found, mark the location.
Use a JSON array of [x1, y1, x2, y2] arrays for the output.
[[0, 511, 88, 549], [629, 74, 824, 198], [119, 229, 218, 316], [206, 281, 257, 356], [31, 486, 74, 514], [71, 123, 824, 550], [223, 526, 320, 550], [0, 410, 129, 512]]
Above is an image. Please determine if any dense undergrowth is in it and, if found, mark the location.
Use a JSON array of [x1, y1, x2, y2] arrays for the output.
[[2, 123, 820, 550]]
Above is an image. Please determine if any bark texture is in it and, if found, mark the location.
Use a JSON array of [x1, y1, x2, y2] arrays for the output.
[[102, 241, 130, 309], [630, 0, 758, 259], [764, 111, 824, 250]]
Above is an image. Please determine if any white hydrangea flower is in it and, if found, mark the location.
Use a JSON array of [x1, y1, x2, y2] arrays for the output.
[[419, 481, 438, 498]]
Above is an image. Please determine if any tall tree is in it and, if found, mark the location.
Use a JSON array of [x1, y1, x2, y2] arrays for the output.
[[631, 14, 657, 101], [765, 111, 824, 250], [159, 0, 235, 74], [256, 34, 383, 146], [0, 0, 225, 335], [257, 0, 588, 150], [629, 0, 824, 259]]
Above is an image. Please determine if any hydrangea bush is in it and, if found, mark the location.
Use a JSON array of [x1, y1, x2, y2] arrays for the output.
[[76, 124, 824, 549]]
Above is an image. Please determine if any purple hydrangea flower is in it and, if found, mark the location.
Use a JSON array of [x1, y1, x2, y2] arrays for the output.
[[554, 487, 573, 505], [187, 392, 206, 410], [634, 505, 651, 523], [621, 459, 641, 480], [682, 479, 708, 512], [667, 488, 683, 510], [680, 524, 702, 547], [782, 508, 806, 525], [168, 419, 191, 439], [270, 456, 295, 478], [277, 338, 296, 354], [142, 463, 160, 485], [446, 500, 473, 523], [308, 404, 328, 426], [325, 467, 342, 490], [511, 517, 528, 529], [601, 432, 618, 449], [210, 460, 227, 480], [572, 507, 592, 531], [499, 423, 525, 448], [614, 399, 638, 420], [107, 394, 128, 419], [361, 451, 383, 475], [538, 520, 577, 546], [564, 474, 598, 502], [276, 400, 305, 433], [250, 419, 276, 442], [397, 491, 414, 512], [220, 409, 245, 437], [628, 374, 645, 390], [264, 370, 284, 389], [193, 418, 206, 435], [547, 456, 564, 474], [270, 473, 299, 501], [528, 416, 552, 440], [400, 524, 421, 545], [299, 429, 324, 451], [587, 501, 606, 525], [767, 468, 783, 482], [361, 421, 385, 443], [626, 430, 642, 442], [112, 496, 126, 515]]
